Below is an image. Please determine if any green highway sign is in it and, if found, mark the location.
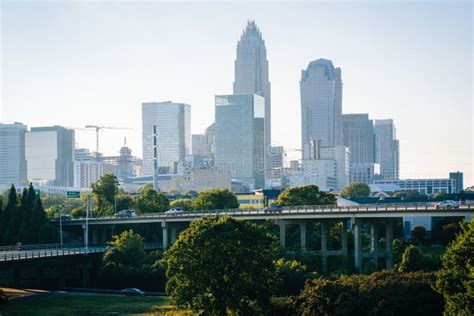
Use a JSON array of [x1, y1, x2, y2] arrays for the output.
[[66, 191, 81, 199]]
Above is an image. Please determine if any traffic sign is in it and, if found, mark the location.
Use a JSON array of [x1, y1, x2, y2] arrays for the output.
[[66, 191, 81, 199]]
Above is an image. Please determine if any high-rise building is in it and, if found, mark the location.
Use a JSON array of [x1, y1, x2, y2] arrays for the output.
[[374, 119, 400, 180], [233, 20, 271, 164], [73, 148, 114, 188], [142, 101, 191, 175], [192, 134, 214, 169], [25, 126, 75, 186], [0, 122, 27, 187], [343, 114, 379, 184], [342, 114, 375, 163], [214, 94, 265, 190], [300, 59, 343, 157], [449, 171, 464, 193]]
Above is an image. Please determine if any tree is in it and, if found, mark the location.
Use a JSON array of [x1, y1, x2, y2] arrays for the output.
[[340, 182, 370, 198], [166, 216, 279, 314], [398, 245, 425, 272], [435, 220, 474, 315], [192, 189, 238, 210], [38, 223, 59, 244], [17, 184, 36, 242], [29, 198, 47, 243], [116, 192, 134, 211], [135, 188, 169, 213], [275, 258, 315, 296], [411, 225, 427, 244], [2, 185, 19, 244], [275, 185, 336, 206], [393, 190, 425, 199], [103, 230, 146, 267], [170, 199, 194, 211], [91, 174, 119, 216]]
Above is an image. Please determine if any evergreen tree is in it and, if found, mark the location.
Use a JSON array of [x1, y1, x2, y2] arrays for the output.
[[30, 198, 47, 244], [2, 185, 19, 245], [17, 184, 36, 243]]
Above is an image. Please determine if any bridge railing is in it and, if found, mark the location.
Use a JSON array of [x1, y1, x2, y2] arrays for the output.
[[0, 246, 105, 262], [0, 242, 85, 252]]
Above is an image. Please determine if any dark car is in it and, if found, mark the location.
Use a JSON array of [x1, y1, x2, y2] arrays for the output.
[[114, 210, 137, 218], [263, 204, 283, 213], [121, 288, 145, 297], [59, 214, 72, 221]]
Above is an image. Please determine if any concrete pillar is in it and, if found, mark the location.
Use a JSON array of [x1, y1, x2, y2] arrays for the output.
[[341, 220, 348, 256], [385, 219, 394, 269], [353, 219, 362, 272], [279, 221, 286, 247], [82, 224, 87, 246], [170, 226, 177, 244], [100, 227, 106, 245], [320, 222, 328, 273], [162, 222, 168, 250], [92, 229, 99, 246], [370, 223, 378, 270], [300, 222, 307, 251]]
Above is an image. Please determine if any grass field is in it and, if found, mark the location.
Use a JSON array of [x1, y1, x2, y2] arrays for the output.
[[0, 293, 192, 315]]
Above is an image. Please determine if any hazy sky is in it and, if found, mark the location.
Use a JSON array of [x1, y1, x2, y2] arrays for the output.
[[1, 1, 473, 186]]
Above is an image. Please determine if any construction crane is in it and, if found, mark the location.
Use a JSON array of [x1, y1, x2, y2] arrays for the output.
[[84, 125, 132, 159]]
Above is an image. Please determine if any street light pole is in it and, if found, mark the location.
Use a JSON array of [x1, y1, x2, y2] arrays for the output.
[[59, 207, 63, 247]]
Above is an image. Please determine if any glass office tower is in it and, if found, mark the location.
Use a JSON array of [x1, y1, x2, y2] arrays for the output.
[[214, 94, 265, 190]]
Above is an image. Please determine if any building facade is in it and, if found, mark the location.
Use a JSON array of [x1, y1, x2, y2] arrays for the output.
[[0, 122, 27, 187], [373, 178, 456, 195], [25, 126, 75, 186], [233, 20, 271, 163], [449, 171, 464, 193], [300, 59, 343, 157], [142, 101, 191, 175], [374, 119, 400, 180], [214, 94, 265, 190], [342, 114, 375, 163]]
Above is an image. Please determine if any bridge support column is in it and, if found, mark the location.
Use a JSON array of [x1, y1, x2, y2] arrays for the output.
[[341, 220, 348, 257], [170, 226, 177, 245], [92, 229, 99, 246], [353, 219, 362, 272], [385, 219, 394, 269], [100, 228, 106, 245], [370, 222, 378, 270], [300, 222, 307, 251], [162, 222, 168, 250], [279, 221, 286, 247], [320, 222, 328, 273]]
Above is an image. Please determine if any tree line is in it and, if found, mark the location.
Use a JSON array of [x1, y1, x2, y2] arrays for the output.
[[0, 184, 57, 246]]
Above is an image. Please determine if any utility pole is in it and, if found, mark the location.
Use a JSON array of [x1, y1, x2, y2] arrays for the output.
[[85, 195, 90, 253], [59, 207, 63, 247], [153, 125, 159, 191]]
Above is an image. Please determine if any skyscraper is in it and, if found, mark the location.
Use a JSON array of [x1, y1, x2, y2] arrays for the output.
[[25, 126, 75, 186], [233, 20, 271, 162], [300, 59, 343, 158], [214, 94, 265, 190], [342, 114, 375, 163], [374, 119, 400, 180], [0, 122, 27, 187], [142, 101, 191, 175]]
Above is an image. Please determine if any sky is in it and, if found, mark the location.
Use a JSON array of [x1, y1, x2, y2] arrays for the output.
[[1, 1, 473, 187]]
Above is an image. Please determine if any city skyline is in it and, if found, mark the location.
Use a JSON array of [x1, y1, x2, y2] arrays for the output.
[[1, 2, 472, 186]]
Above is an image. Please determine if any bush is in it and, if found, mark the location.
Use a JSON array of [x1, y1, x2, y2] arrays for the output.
[[275, 258, 316, 296], [296, 271, 443, 315], [411, 225, 427, 244], [0, 289, 8, 305]]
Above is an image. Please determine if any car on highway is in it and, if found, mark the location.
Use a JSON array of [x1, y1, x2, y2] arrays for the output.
[[165, 207, 185, 215], [435, 200, 460, 209], [114, 210, 137, 218], [263, 204, 283, 213], [59, 214, 72, 221], [121, 288, 145, 297]]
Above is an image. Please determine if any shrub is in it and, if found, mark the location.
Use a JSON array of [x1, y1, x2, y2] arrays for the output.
[[297, 271, 443, 315]]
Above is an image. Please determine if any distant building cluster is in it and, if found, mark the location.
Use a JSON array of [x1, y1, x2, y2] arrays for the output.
[[0, 21, 465, 195]]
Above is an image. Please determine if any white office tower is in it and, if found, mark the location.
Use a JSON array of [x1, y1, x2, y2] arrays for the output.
[[142, 102, 191, 176], [0, 122, 27, 187], [374, 119, 400, 180], [25, 126, 75, 187], [300, 59, 343, 155], [233, 20, 271, 167]]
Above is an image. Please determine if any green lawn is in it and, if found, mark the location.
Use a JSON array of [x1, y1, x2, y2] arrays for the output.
[[0, 294, 192, 315]]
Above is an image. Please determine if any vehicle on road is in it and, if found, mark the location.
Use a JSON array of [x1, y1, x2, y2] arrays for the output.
[[114, 210, 137, 218], [120, 288, 145, 297], [263, 204, 283, 213], [165, 207, 185, 215], [59, 214, 72, 221], [436, 200, 459, 209]]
